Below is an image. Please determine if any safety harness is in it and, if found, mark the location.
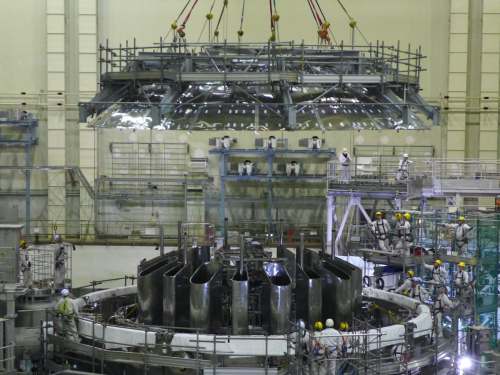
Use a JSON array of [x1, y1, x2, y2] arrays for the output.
[[59, 298, 74, 319], [374, 219, 389, 240], [435, 296, 446, 314], [313, 332, 325, 357], [432, 266, 445, 283], [411, 285, 427, 302], [55, 247, 65, 269], [21, 255, 31, 272], [454, 270, 466, 285], [399, 222, 413, 242]]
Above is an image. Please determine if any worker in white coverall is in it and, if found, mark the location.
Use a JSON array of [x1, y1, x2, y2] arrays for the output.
[[396, 153, 412, 181], [393, 270, 414, 294], [321, 319, 340, 375], [443, 216, 473, 257], [434, 287, 454, 338], [392, 213, 403, 249], [291, 320, 310, 365], [20, 251, 33, 288], [54, 289, 80, 342], [339, 148, 351, 183], [422, 259, 448, 296], [408, 277, 429, 303], [372, 212, 391, 251], [311, 321, 326, 375], [395, 213, 412, 255], [53, 234, 67, 286], [337, 322, 350, 373], [454, 262, 469, 298]]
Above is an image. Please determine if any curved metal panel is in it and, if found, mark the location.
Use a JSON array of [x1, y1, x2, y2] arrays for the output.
[[231, 266, 249, 335], [163, 262, 192, 327], [277, 246, 296, 282], [137, 251, 176, 276], [190, 261, 223, 333], [313, 261, 351, 329], [263, 263, 292, 335], [295, 265, 322, 331], [137, 256, 178, 325], [178, 246, 211, 273], [331, 257, 362, 318]]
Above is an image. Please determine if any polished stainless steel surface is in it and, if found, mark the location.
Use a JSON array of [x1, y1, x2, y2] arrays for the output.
[[159, 225, 164, 256], [299, 233, 305, 269], [277, 246, 296, 282], [190, 261, 223, 333], [137, 256, 177, 325], [183, 233, 188, 265], [163, 262, 192, 327], [262, 263, 292, 335], [186, 246, 211, 273], [231, 265, 249, 335], [313, 260, 351, 329], [332, 257, 362, 318], [295, 265, 322, 331], [239, 234, 245, 275], [224, 218, 229, 250]]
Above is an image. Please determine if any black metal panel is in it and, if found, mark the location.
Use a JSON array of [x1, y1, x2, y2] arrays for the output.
[[163, 262, 192, 327]]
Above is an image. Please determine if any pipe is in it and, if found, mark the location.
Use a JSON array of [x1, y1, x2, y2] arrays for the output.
[[299, 233, 304, 269], [279, 219, 284, 246], [183, 233, 188, 265], [177, 221, 182, 252], [327, 196, 334, 243], [192, 237, 198, 248], [224, 218, 229, 250], [239, 234, 245, 275], [159, 226, 165, 256]]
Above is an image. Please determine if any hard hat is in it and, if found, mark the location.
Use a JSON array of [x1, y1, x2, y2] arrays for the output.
[[459, 262, 466, 268], [326, 319, 334, 327], [394, 213, 401, 220], [299, 320, 306, 329], [61, 289, 70, 297], [376, 212, 382, 216], [20, 240, 26, 245], [403, 153, 409, 158], [407, 270, 414, 277], [458, 216, 465, 221], [435, 260, 441, 265], [314, 321, 323, 331], [54, 234, 61, 241], [404, 213, 411, 220], [342, 148, 348, 153], [412, 277, 421, 282], [340, 322, 349, 331]]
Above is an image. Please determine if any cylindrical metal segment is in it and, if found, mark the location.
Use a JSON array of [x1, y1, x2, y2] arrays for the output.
[[231, 266, 249, 335], [137, 256, 178, 325], [159, 226, 165, 256], [190, 261, 223, 333], [163, 262, 192, 327], [295, 265, 322, 331], [331, 257, 362, 318], [263, 263, 292, 335]]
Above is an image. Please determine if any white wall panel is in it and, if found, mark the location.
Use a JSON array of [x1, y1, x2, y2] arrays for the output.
[[450, 13, 468, 33], [482, 34, 500, 52], [449, 52, 467, 72], [79, 34, 97, 53], [482, 53, 500, 72], [449, 34, 468, 52], [47, 72, 65, 91], [47, 14, 65, 34], [79, 15, 97, 34], [79, 54, 97, 73], [47, 34, 65, 53], [47, 53, 64, 72]]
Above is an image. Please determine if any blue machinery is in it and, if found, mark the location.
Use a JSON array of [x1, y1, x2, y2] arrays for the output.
[[209, 147, 336, 232]]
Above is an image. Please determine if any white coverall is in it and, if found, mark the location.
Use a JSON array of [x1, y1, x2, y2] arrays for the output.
[[291, 328, 311, 361], [339, 153, 351, 183], [20, 252, 33, 287], [434, 293, 454, 337], [392, 219, 403, 248], [396, 159, 412, 180], [454, 269, 469, 297], [394, 277, 412, 294], [372, 219, 391, 251], [54, 244, 67, 285], [423, 263, 448, 295], [311, 331, 326, 375], [395, 221, 412, 255], [408, 284, 429, 303], [54, 297, 80, 342], [321, 327, 340, 375], [443, 223, 472, 256]]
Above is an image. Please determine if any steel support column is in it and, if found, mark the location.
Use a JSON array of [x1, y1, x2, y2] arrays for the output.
[[465, 0, 483, 159]]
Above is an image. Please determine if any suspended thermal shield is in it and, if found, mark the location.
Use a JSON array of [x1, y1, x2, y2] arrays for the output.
[[277, 246, 296, 282], [137, 256, 178, 325], [231, 265, 249, 335], [163, 262, 192, 327], [179, 246, 211, 273], [295, 264, 322, 331], [313, 260, 352, 329], [331, 257, 362, 318], [261, 263, 292, 335], [137, 251, 176, 276], [190, 261, 223, 333]]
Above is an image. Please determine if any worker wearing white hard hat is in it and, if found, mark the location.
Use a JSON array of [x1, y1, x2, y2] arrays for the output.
[[320, 318, 340, 375], [20, 251, 33, 288], [396, 153, 412, 181], [408, 277, 429, 302], [54, 289, 81, 342], [291, 320, 310, 364], [53, 234, 67, 286], [395, 213, 412, 256], [442, 216, 473, 257], [339, 148, 351, 184], [371, 212, 391, 251]]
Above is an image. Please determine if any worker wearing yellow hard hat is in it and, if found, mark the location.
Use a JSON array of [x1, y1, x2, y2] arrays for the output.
[[338, 322, 350, 364], [395, 213, 412, 256], [312, 321, 325, 374], [393, 269, 414, 294], [372, 211, 391, 251], [454, 261, 469, 298], [421, 258, 448, 296], [442, 216, 473, 257]]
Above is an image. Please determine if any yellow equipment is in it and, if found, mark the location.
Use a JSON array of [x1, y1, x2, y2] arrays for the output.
[[340, 322, 349, 331], [394, 213, 401, 220], [435, 260, 441, 265], [404, 213, 411, 219], [458, 216, 465, 221], [459, 262, 466, 267], [314, 321, 323, 331], [407, 270, 414, 277], [376, 212, 382, 216]]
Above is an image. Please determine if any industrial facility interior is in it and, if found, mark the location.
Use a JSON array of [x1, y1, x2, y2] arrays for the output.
[[1, 0, 500, 374]]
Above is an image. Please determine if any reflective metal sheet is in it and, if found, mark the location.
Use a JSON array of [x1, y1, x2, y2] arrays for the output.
[[262, 263, 292, 335], [231, 266, 249, 335], [332, 257, 362, 318], [163, 262, 192, 327], [137, 255, 178, 325], [295, 265, 322, 331]]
